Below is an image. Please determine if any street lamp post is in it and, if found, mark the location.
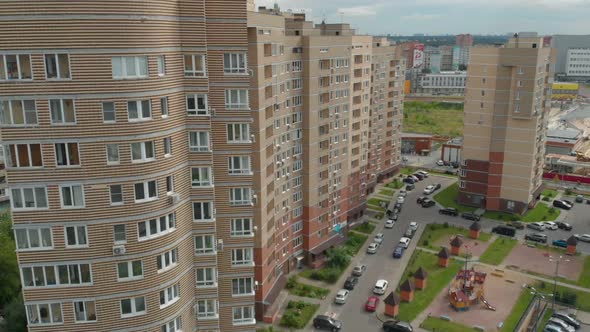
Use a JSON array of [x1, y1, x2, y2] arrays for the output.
[[549, 255, 570, 311]]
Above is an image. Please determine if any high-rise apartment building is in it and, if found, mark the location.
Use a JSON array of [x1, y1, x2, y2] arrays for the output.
[[1, 1, 256, 331], [247, 8, 404, 321], [459, 36, 555, 214], [456, 34, 474, 47]]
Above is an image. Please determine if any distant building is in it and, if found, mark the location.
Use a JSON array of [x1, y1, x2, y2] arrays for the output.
[[545, 128, 583, 155], [565, 48, 590, 79], [441, 138, 463, 164], [440, 45, 455, 71], [401, 133, 433, 155], [550, 35, 590, 80], [416, 71, 466, 95], [452, 46, 470, 70], [455, 34, 474, 47], [552, 82, 579, 100]]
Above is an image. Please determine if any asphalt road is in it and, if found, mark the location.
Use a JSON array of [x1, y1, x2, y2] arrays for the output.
[[305, 175, 590, 331]]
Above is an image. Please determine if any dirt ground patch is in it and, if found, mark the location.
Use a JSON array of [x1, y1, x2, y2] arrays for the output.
[[423, 264, 532, 331], [433, 235, 490, 258], [504, 243, 583, 280]]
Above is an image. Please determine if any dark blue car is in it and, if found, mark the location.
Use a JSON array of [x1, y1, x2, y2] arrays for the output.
[[393, 246, 405, 259], [552, 239, 567, 248]]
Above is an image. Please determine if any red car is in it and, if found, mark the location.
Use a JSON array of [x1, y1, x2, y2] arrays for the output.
[[365, 296, 380, 312]]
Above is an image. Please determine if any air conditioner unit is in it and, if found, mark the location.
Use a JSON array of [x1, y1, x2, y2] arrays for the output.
[[168, 192, 180, 204], [113, 245, 126, 256]]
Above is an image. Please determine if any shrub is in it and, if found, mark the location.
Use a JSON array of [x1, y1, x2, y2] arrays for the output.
[[423, 240, 429, 246], [375, 213, 384, 219], [565, 188, 573, 195], [549, 207, 557, 214], [443, 222, 449, 228], [542, 196, 550, 202], [511, 216, 519, 221], [286, 276, 298, 289]]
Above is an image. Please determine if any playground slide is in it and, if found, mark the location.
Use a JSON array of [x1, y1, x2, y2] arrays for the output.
[[480, 296, 497, 311]]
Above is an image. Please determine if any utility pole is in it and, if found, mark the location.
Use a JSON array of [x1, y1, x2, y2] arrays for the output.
[[549, 255, 569, 311]]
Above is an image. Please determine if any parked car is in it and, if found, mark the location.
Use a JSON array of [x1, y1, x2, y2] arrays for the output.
[[365, 296, 380, 312], [527, 222, 546, 231], [507, 220, 525, 230], [403, 177, 415, 184], [461, 212, 480, 221], [413, 173, 424, 181], [423, 185, 436, 195], [492, 225, 516, 237], [439, 207, 459, 216], [396, 196, 405, 204], [409, 222, 419, 231], [313, 315, 343, 331], [398, 190, 407, 197], [434, 183, 442, 190], [563, 199, 574, 206], [399, 237, 411, 248], [552, 239, 568, 248], [383, 320, 414, 332], [552, 312, 581, 329], [544, 221, 558, 230], [405, 184, 415, 191], [394, 203, 403, 211], [393, 245, 405, 258], [417, 170, 429, 178], [543, 325, 564, 332], [352, 264, 367, 276], [451, 162, 460, 168], [391, 213, 399, 221], [409, 175, 420, 182], [575, 195, 584, 203], [587, 198, 590, 205], [575, 234, 590, 243], [548, 317, 575, 332], [421, 198, 435, 208], [404, 227, 415, 238], [334, 289, 349, 304], [556, 222, 573, 231], [436, 160, 445, 166], [373, 279, 389, 295], [374, 233, 384, 245], [417, 196, 427, 204], [385, 219, 395, 229], [367, 242, 379, 254], [343, 276, 358, 290], [553, 200, 572, 210], [525, 233, 548, 244]]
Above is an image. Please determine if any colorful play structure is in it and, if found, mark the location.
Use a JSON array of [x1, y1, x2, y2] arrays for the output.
[[448, 268, 496, 312]]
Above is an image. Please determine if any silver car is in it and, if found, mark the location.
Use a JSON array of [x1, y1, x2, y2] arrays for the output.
[[334, 289, 349, 304]]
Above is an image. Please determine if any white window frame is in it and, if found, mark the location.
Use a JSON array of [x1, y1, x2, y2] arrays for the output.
[[102, 101, 116, 123], [137, 213, 176, 241], [49, 99, 76, 125], [163, 137, 172, 157], [224, 89, 249, 110], [127, 100, 151, 121], [21, 263, 92, 288], [10, 187, 48, 211], [4, 143, 43, 168], [232, 277, 254, 297], [117, 260, 143, 281], [1, 54, 33, 80], [157, 248, 178, 273], [159, 284, 180, 308], [229, 187, 252, 206], [224, 53, 247, 74], [120, 297, 146, 318], [231, 248, 253, 266], [193, 201, 214, 222], [189, 131, 210, 152], [106, 144, 120, 165], [44, 53, 71, 80], [160, 97, 169, 117], [54, 142, 80, 167], [112, 56, 148, 79], [157, 55, 166, 76], [133, 180, 158, 203], [196, 299, 218, 320], [230, 218, 253, 237], [196, 267, 217, 288], [227, 123, 251, 143], [228, 156, 251, 175], [0, 99, 38, 126], [65, 225, 88, 248], [26, 303, 63, 326], [232, 306, 255, 325], [191, 167, 212, 187], [14, 227, 53, 251], [184, 54, 207, 77], [130, 141, 155, 163], [162, 316, 182, 332], [195, 235, 216, 255], [110, 185, 124, 205], [73, 300, 97, 322], [186, 94, 209, 116], [59, 184, 85, 208]]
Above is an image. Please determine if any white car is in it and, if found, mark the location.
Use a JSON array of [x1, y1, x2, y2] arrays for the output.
[[367, 242, 379, 254], [548, 317, 575, 332], [576, 234, 590, 243], [528, 222, 546, 231], [399, 237, 411, 248], [423, 185, 435, 195], [334, 289, 349, 304], [436, 160, 444, 166], [385, 219, 395, 228], [396, 196, 405, 204], [543, 221, 558, 230], [417, 170, 429, 178], [373, 279, 389, 295], [398, 190, 407, 197], [374, 233, 384, 244], [409, 222, 418, 231]]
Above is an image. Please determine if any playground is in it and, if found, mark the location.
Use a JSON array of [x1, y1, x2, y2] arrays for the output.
[[432, 234, 490, 258], [423, 264, 532, 331], [503, 243, 584, 280]]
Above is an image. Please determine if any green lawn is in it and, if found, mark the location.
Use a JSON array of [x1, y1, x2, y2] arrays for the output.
[[537, 309, 553, 332], [395, 250, 463, 322], [535, 282, 590, 312], [433, 183, 476, 213], [354, 222, 376, 235], [403, 101, 464, 137], [379, 188, 395, 196], [286, 276, 330, 299], [479, 238, 518, 265], [521, 203, 560, 222], [400, 167, 417, 175], [280, 301, 319, 329], [418, 223, 491, 252], [386, 180, 404, 189], [421, 317, 478, 332], [578, 256, 590, 288], [542, 189, 558, 198], [501, 288, 535, 332]]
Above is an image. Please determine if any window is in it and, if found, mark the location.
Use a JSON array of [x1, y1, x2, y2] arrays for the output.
[[55, 143, 80, 166], [159, 284, 180, 308], [232, 277, 254, 296], [65, 225, 88, 247], [120, 297, 146, 318], [26, 303, 62, 325], [459, 180, 466, 189], [138, 213, 176, 240], [0, 100, 37, 126], [112, 56, 148, 79], [161, 316, 182, 332], [60, 185, 85, 208], [193, 202, 213, 221], [196, 267, 216, 287], [117, 260, 143, 281], [293, 236, 303, 248], [195, 235, 215, 255], [517, 80, 523, 87], [191, 167, 212, 187], [228, 156, 251, 175], [186, 94, 208, 115], [157, 55, 166, 76], [11, 187, 48, 210], [74, 300, 96, 322], [292, 78, 302, 90], [227, 123, 250, 143], [5, 144, 42, 167], [189, 131, 210, 152], [49, 99, 75, 124], [102, 102, 116, 122], [224, 53, 247, 74], [184, 54, 206, 77], [157, 248, 178, 273], [110, 225, 126, 245], [127, 100, 151, 121], [160, 97, 169, 117], [233, 306, 255, 325], [196, 299, 217, 319], [293, 191, 302, 202], [166, 175, 174, 193], [231, 248, 253, 266], [22, 263, 91, 287], [110, 185, 123, 205], [292, 60, 302, 72], [1, 54, 32, 80], [229, 187, 251, 206], [163, 137, 172, 156], [45, 54, 70, 79], [507, 200, 515, 210], [231, 218, 253, 237], [225, 89, 249, 109], [292, 221, 303, 233], [517, 67, 524, 74], [131, 141, 155, 162], [134, 180, 157, 202], [106, 144, 119, 164], [15, 227, 52, 250]]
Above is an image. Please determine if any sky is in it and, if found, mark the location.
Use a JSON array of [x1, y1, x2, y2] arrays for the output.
[[255, 0, 590, 36]]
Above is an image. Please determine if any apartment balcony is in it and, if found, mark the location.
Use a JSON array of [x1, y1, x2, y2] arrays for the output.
[[354, 69, 363, 78]]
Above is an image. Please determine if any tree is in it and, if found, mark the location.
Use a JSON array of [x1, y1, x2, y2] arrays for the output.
[[458, 64, 468, 71], [0, 213, 20, 307], [0, 294, 27, 332], [326, 247, 350, 269]]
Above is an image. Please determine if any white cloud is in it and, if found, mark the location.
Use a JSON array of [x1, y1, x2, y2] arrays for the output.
[[401, 13, 442, 20], [337, 5, 379, 16]]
